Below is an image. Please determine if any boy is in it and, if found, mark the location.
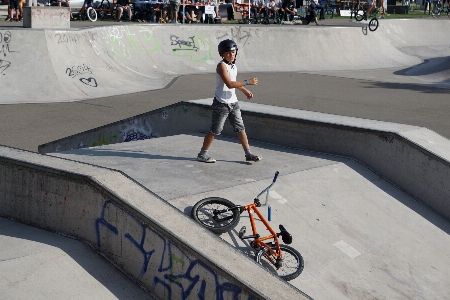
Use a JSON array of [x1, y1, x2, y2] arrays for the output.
[[197, 39, 261, 163]]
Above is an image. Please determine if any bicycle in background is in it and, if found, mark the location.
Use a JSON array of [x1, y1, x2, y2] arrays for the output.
[[79, 0, 97, 21], [191, 171, 304, 281], [431, 2, 450, 17], [354, 5, 381, 31]]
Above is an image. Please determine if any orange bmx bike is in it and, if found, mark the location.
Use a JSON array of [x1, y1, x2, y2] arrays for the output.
[[191, 171, 304, 281]]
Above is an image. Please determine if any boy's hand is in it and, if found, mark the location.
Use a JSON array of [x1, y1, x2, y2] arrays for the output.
[[244, 90, 254, 100], [248, 78, 258, 85]]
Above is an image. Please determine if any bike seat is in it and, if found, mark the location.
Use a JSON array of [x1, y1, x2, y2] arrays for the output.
[[279, 224, 292, 244]]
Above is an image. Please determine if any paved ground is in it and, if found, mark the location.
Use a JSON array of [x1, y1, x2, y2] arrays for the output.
[[0, 9, 449, 300], [48, 133, 450, 300]]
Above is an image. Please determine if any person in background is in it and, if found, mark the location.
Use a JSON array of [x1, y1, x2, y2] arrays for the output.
[[294, 3, 319, 25], [280, 0, 296, 21], [169, 0, 181, 23], [116, 0, 132, 21], [179, 0, 195, 23], [311, 0, 325, 19], [7, 0, 19, 21], [267, 0, 280, 23], [57, 0, 74, 20]]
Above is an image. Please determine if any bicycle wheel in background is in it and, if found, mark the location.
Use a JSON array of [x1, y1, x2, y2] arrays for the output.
[[100, 0, 110, 9], [191, 197, 241, 234], [354, 10, 364, 21], [255, 244, 304, 281], [87, 7, 97, 22], [369, 17, 378, 31], [98, 0, 111, 20], [432, 7, 441, 17]]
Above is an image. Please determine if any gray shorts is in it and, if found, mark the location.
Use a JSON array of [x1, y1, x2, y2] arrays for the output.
[[169, 1, 180, 12], [209, 98, 245, 135]]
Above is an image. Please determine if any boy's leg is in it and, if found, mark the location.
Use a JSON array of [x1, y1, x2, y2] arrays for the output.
[[198, 132, 216, 163], [201, 132, 215, 151], [228, 103, 261, 162], [197, 100, 227, 163], [238, 131, 262, 162]]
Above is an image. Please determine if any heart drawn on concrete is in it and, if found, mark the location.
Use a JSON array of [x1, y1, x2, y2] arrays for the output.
[[79, 77, 98, 87]]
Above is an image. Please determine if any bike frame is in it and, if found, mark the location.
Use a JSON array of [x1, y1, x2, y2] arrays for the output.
[[244, 202, 282, 259]]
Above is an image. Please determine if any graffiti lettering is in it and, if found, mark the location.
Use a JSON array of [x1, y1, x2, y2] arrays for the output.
[[0, 31, 17, 75], [66, 64, 93, 78], [120, 117, 158, 142], [55, 33, 79, 44], [0, 59, 11, 75], [0, 31, 18, 58], [170, 35, 198, 52], [215, 27, 259, 47], [95, 199, 255, 300]]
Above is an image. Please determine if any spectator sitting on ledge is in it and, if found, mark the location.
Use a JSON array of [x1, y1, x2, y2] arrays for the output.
[[116, 0, 132, 21], [294, 4, 319, 25]]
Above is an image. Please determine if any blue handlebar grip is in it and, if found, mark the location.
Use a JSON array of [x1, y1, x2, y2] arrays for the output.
[[273, 171, 279, 182]]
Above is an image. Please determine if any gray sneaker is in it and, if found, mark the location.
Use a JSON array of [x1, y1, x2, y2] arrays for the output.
[[197, 154, 216, 163], [246, 154, 262, 162]]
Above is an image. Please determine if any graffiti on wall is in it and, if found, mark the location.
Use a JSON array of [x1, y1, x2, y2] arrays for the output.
[[170, 33, 213, 64], [91, 26, 161, 60], [215, 26, 260, 48], [66, 64, 98, 87], [120, 117, 158, 142], [95, 199, 256, 300], [0, 31, 17, 75]]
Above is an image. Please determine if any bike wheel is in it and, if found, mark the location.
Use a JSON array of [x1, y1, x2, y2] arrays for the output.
[[255, 244, 304, 281], [368, 17, 378, 31], [355, 10, 364, 21], [191, 197, 240, 234], [87, 7, 97, 22], [100, 0, 110, 9]]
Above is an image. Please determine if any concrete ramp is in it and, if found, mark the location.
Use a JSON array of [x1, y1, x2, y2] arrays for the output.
[[47, 133, 450, 300], [3, 20, 444, 104]]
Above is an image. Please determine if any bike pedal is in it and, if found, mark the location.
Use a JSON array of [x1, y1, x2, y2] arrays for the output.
[[239, 226, 246, 239]]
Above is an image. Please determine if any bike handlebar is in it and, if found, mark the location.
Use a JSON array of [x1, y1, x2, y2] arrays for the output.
[[273, 171, 279, 183]]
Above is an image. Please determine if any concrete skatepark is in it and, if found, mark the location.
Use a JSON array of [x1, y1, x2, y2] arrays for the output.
[[1, 9, 450, 300]]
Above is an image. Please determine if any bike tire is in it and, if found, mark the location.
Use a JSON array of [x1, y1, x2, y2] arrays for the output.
[[191, 197, 240, 234], [255, 244, 304, 281], [369, 17, 378, 31], [100, 0, 110, 9], [87, 7, 97, 22], [355, 10, 364, 21]]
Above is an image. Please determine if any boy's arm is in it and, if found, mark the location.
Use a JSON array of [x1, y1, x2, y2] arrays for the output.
[[217, 63, 258, 89], [237, 86, 254, 100]]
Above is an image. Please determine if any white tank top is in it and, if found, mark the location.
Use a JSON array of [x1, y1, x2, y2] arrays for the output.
[[214, 60, 238, 104]]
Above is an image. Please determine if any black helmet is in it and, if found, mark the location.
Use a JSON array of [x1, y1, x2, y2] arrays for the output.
[[218, 39, 238, 55]]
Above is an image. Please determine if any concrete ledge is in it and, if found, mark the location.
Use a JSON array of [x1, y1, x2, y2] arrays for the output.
[[23, 7, 70, 29], [0, 146, 309, 300], [38, 100, 450, 220]]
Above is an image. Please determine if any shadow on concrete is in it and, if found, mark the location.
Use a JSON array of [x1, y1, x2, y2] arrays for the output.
[[365, 79, 450, 94], [0, 218, 150, 298]]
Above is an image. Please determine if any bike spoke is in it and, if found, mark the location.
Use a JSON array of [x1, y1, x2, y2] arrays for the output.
[[197, 203, 234, 228]]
